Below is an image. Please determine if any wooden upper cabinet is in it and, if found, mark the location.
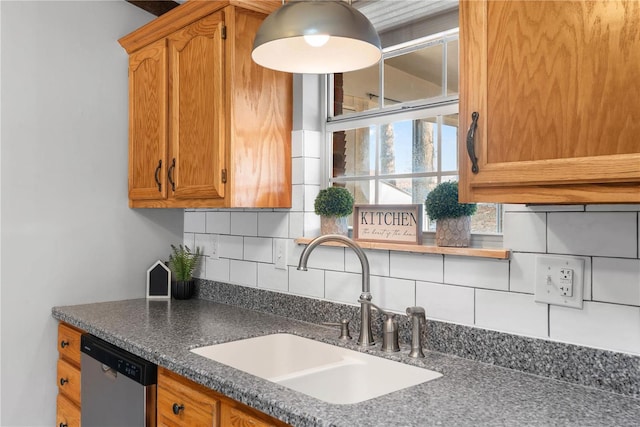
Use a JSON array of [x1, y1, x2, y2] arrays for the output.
[[168, 12, 225, 201], [119, 1, 292, 208], [459, 0, 640, 204], [128, 38, 168, 201]]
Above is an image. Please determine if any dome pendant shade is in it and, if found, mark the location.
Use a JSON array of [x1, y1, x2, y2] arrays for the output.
[[252, 1, 382, 74]]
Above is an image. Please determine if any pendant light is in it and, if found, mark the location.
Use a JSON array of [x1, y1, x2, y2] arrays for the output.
[[252, 0, 382, 74]]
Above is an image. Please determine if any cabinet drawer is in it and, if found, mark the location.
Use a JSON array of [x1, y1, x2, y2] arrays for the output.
[[56, 393, 81, 427], [57, 358, 81, 406], [221, 403, 276, 427], [58, 323, 83, 367], [158, 368, 219, 427]]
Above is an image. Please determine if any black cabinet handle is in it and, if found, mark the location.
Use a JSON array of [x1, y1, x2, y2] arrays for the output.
[[59, 378, 68, 386], [168, 158, 176, 192], [60, 340, 69, 348], [59, 423, 68, 427], [466, 111, 480, 174], [154, 159, 162, 192], [172, 403, 184, 415]]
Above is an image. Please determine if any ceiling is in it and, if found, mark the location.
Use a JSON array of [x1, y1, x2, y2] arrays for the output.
[[134, 1, 459, 33], [354, 0, 458, 33]]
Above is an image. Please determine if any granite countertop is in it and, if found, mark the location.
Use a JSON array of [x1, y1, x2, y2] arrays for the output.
[[52, 299, 640, 427]]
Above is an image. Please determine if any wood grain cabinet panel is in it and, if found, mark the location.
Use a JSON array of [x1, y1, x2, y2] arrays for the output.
[[459, 0, 640, 203], [128, 38, 168, 201], [119, 1, 292, 208], [57, 358, 82, 406], [56, 393, 81, 427], [157, 367, 290, 427], [58, 323, 83, 367]]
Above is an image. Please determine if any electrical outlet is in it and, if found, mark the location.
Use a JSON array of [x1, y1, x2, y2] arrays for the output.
[[535, 255, 584, 308]]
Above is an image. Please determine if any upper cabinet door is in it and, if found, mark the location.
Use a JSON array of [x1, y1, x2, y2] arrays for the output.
[[128, 39, 168, 201], [168, 12, 225, 200], [459, 0, 640, 204]]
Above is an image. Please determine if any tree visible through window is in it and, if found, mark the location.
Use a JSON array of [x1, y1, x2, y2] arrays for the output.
[[327, 30, 502, 235]]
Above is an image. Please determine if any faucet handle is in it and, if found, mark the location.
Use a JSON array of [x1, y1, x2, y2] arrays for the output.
[[406, 306, 426, 318], [322, 319, 352, 340]]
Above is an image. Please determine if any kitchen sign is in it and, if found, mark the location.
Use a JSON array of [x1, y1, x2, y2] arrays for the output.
[[353, 204, 423, 245]]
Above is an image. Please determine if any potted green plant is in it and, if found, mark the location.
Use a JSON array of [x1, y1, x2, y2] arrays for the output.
[[168, 244, 202, 299], [314, 186, 355, 235], [425, 181, 477, 247]]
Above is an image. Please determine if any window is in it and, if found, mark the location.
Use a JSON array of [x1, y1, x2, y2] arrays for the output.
[[326, 30, 502, 236]]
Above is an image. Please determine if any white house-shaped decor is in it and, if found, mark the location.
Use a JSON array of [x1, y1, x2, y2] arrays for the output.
[[146, 260, 171, 299]]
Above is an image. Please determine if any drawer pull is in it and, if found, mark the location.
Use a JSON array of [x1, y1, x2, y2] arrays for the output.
[[59, 377, 69, 386], [466, 111, 480, 174], [60, 340, 69, 348], [59, 423, 68, 427], [172, 403, 184, 415]]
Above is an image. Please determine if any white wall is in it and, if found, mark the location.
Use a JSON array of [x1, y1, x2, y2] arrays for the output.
[[0, 2, 183, 425]]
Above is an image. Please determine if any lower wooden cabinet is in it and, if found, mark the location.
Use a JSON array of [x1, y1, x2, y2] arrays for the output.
[[158, 367, 290, 427], [56, 323, 84, 426], [56, 393, 81, 427]]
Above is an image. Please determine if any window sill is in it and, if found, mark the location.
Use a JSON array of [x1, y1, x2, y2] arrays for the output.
[[294, 238, 510, 260]]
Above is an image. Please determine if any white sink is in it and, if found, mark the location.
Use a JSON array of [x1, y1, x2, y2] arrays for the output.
[[191, 333, 442, 404]]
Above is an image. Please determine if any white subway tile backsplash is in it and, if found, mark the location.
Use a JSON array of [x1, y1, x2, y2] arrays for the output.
[[592, 257, 640, 306], [304, 245, 344, 271], [509, 252, 537, 294], [550, 302, 640, 355], [205, 257, 230, 283], [205, 212, 230, 234], [370, 276, 415, 313], [291, 130, 322, 159], [230, 212, 257, 236], [257, 263, 288, 292], [416, 282, 474, 325], [303, 213, 321, 237], [325, 270, 361, 305], [503, 212, 546, 252], [219, 235, 243, 260], [548, 212, 637, 258], [476, 290, 548, 338], [291, 130, 304, 158], [346, 249, 389, 277], [195, 233, 216, 257], [289, 212, 304, 238], [289, 267, 325, 298], [229, 260, 257, 287], [389, 252, 443, 283], [183, 233, 195, 250], [258, 212, 289, 238], [244, 237, 273, 263], [292, 158, 304, 185], [444, 256, 509, 291], [184, 211, 206, 233], [291, 185, 304, 212], [304, 185, 320, 212]]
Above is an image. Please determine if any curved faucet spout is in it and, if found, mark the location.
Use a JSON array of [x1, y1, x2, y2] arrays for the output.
[[297, 234, 375, 347]]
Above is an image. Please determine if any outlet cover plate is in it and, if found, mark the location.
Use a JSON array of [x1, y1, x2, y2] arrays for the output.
[[535, 255, 585, 309]]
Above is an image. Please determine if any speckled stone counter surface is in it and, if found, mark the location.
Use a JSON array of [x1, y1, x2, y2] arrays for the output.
[[52, 299, 640, 427]]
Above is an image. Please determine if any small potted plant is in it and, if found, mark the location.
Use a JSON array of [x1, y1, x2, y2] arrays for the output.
[[425, 181, 477, 247], [314, 186, 354, 236], [168, 244, 202, 300]]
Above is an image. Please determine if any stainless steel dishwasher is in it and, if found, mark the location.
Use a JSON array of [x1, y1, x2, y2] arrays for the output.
[[80, 334, 157, 427]]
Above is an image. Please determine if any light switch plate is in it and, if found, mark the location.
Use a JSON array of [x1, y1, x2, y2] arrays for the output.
[[274, 239, 287, 270], [534, 255, 584, 309]]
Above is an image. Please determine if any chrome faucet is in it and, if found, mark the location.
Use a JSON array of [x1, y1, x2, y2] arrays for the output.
[[297, 234, 375, 347]]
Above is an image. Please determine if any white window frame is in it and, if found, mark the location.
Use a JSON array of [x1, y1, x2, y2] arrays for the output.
[[321, 30, 504, 247]]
